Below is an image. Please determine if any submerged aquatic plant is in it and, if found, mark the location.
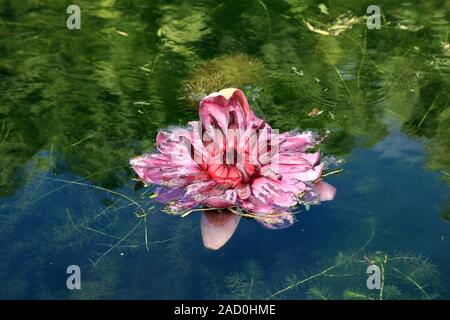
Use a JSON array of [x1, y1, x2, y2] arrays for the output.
[[213, 223, 442, 300], [130, 88, 336, 249], [223, 261, 265, 300], [183, 54, 267, 105], [268, 246, 441, 300]]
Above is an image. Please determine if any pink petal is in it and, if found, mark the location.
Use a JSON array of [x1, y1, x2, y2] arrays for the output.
[[257, 210, 296, 230], [236, 184, 251, 200], [152, 187, 202, 214], [201, 210, 241, 250], [199, 88, 261, 137], [184, 181, 217, 202], [315, 180, 336, 201], [239, 196, 275, 213], [219, 88, 253, 119], [129, 153, 208, 186], [279, 131, 316, 153], [260, 152, 319, 181], [281, 163, 324, 183], [153, 186, 185, 203], [156, 122, 208, 167], [301, 151, 321, 166], [277, 154, 311, 165], [203, 189, 237, 208], [250, 177, 306, 208]]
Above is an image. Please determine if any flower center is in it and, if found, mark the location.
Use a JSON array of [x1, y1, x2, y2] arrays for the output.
[[207, 164, 242, 187]]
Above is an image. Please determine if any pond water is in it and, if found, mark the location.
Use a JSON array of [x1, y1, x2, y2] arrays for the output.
[[0, 0, 449, 299]]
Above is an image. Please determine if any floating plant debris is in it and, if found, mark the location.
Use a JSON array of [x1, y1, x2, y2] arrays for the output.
[[304, 11, 363, 36], [130, 88, 337, 250], [308, 107, 324, 117]]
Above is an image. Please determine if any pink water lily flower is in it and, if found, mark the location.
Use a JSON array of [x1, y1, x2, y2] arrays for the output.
[[130, 88, 336, 250]]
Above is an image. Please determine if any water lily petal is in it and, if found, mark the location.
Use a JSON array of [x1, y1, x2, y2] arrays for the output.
[[199, 88, 259, 138], [315, 180, 336, 201], [156, 122, 208, 167], [280, 131, 316, 153], [201, 210, 241, 250], [152, 187, 203, 214], [280, 163, 324, 183], [130, 153, 208, 186], [301, 151, 321, 166], [236, 184, 251, 200], [153, 186, 185, 203], [250, 177, 306, 208], [184, 180, 217, 202], [203, 189, 237, 208], [256, 210, 296, 230]]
